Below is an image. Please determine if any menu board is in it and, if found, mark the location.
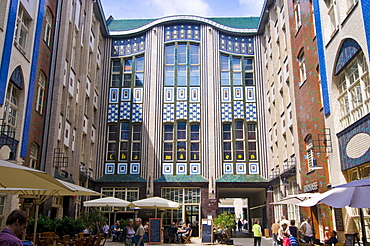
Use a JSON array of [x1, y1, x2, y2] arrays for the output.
[[344, 233, 360, 246], [149, 218, 161, 244], [334, 208, 344, 231], [201, 219, 213, 244]]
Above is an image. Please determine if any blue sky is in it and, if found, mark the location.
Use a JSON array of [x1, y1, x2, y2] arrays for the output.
[[101, 0, 265, 20]]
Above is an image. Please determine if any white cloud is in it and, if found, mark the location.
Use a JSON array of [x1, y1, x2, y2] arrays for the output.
[[238, 0, 264, 16], [149, 0, 212, 17]]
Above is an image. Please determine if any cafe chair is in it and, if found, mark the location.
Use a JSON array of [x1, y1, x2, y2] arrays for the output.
[[182, 229, 192, 244]]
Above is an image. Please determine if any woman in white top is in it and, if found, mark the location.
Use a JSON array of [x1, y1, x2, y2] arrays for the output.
[[125, 219, 136, 246]]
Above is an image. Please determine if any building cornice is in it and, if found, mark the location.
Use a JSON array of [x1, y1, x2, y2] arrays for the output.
[[109, 15, 258, 36]]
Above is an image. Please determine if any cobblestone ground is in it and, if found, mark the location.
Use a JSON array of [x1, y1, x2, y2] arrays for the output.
[[105, 230, 273, 246]]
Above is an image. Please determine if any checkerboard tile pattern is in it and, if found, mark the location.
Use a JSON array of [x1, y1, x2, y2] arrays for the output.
[[176, 101, 188, 119], [120, 102, 131, 120], [189, 103, 201, 122], [108, 104, 119, 122], [221, 103, 232, 122], [234, 101, 245, 118], [245, 103, 257, 121], [163, 104, 175, 122], [132, 104, 142, 122]]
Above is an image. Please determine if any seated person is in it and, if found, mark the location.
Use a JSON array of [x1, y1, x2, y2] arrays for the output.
[[177, 223, 188, 243], [167, 222, 178, 242], [324, 231, 338, 246], [181, 224, 192, 241]]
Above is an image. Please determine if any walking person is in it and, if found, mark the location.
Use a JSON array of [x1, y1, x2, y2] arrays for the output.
[[0, 209, 28, 246], [252, 220, 262, 246], [300, 217, 314, 245], [271, 220, 280, 246], [289, 220, 298, 239], [124, 219, 136, 246], [133, 218, 145, 246], [238, 220, 243, 232]]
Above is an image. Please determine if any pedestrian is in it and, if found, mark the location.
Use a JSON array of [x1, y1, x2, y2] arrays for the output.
[[0, 209, 28, 246], [102, 223, 109, 238], [124, 219, 135, 246], [289, 219, 298, 239], [238, 220, 243, 232], [271, 220, 280, 246], [133, 218, 145, 246], [278, 223, 290, 244], [299, 217, 314, 245], [280, 216, 290, 227], [252, 220, 262, 246]]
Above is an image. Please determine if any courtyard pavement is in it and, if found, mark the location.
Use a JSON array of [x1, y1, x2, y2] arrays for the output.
[[105, 230, 273, 246]]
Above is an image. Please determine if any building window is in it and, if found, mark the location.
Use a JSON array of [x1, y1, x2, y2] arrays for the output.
[[29, 143, 38, 169], [235, 121, 245, 160], [36, 71, 46, 114], [163, 124, 174, 160], [119, 122, 129, 161], [163, 122, 200, 162], [161, 187, 200, 226], [107, 124, 117, 161], [337, 52, 369, 128], [294, 0, 302, 31], [326, 0, 337, 35], [247, 123, 258, 160], [190, 124, 200, 160], [222, 123, 233, 161], [298, 50, 307, 86], [221, 55, 254, 86], [3, 83, 19, 137], [305, 135, 314, 170], [101, 187, 139, 211], [14, 5, 31, 52], [120, 56, 144, 88], [111, 60, 121, 87], [43, 8, 53, 46], [131, 124, 142, 161], [165, 43, 200, 86]]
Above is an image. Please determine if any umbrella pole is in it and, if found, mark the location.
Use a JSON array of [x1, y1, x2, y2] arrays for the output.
[[155, 207, 157, 218], [33, 203, 40, 244], [359, 208, 367, 244]]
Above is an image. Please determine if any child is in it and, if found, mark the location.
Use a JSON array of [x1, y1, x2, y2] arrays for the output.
[[282, 232, 291, 246]]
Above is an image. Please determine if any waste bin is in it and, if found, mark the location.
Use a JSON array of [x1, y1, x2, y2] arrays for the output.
[[264, 228, 270, 237]]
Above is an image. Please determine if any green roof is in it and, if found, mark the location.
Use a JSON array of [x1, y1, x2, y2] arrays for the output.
[[154, 175, 208, 182], [95, 174, 146, 182], [108, 18, 157, 32], [207, 17, 260, 29], [216, 174, 268, 183], [107, 16, 260, 32]]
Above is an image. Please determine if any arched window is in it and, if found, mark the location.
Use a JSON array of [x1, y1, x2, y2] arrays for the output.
[[43, 8, 53, 46], [305, 135, 314, 171], [335, 40, 369, 128], [293, 0, 302, 31], [298, 50, 306, 86], [3, 67, 23, 135]]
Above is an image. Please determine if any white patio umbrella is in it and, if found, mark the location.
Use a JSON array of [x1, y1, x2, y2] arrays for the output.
[[298, 178, 370, 244], [84, 197, 131, 207], [132, 197, 180, 218], [84, 197, 132, 224], [0, 179, 101, 243], [271, 193, 320, 205]]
